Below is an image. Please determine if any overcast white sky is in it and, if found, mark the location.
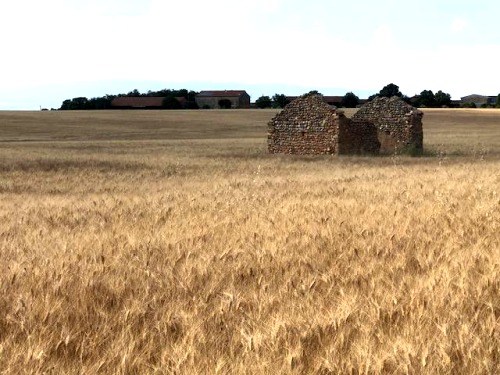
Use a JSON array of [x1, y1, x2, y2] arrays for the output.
[[1, 0, 499, 109]]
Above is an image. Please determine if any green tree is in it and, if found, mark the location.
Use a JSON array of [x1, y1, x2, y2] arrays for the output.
[[418, 90, 436, 107], [272, 94, 290, 108], [496, 94, 500, 108], [305, 90, 322, 97], [59, 88, 200, 110], [368, 83, 404, 101], [59, 97, 90, 110], [88, 95, 115, 109], [150, 89, 173, 97], [176, 89, 188, 98], [162, 96, 182, 109], [340, 92, 359, 108], [435, 90, 452, 107], [186, 90, 198, 102], [126, 89, 141, 97], [462, 102, 476, 108], [218, 99, 232, 109], [256, 95, 272, 108], [60, 99, 72, 110], [184, 101, 199, 109], [402, 95, 412, 104], [379, 83, 402, 98]]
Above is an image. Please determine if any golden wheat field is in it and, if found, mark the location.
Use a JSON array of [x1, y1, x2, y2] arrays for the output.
[[0, 108, 499, 374]]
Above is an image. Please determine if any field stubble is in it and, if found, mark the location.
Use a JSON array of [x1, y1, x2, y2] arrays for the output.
[[0, 109, 499, 373]]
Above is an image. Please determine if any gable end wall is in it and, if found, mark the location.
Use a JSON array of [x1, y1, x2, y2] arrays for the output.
[[268, 114, 340, 154], [352, 97, 423, 154]]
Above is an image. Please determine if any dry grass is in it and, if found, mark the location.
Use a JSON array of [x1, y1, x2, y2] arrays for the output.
[[0, 109, 499, 374]]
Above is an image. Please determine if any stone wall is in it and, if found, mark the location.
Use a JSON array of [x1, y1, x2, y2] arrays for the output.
[[338, 118, 380, 154], [267, 94, 380, 155], [267, 94, 339, 154], [195, 92, 251, 109], [352, 96, 423, 154]]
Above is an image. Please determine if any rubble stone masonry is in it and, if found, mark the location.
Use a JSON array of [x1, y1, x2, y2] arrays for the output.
[[268, 94, 380, 155], [352, 96, 423, 154]]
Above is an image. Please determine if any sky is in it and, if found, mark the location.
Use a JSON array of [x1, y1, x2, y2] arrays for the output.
[[1, 0, 500, 109]]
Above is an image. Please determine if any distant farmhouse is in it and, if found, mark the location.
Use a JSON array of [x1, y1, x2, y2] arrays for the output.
[[460, 94, 498, 107], [111, 96, 187, 109], [195, 90, 250, 109], [112, 97, 164, 109]]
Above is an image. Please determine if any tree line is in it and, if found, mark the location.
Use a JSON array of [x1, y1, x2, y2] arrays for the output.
[[255, 84, 454, 109], [257, 84, 500, 109], [59, 89, 199, 110], [59, 84, 500, 110]]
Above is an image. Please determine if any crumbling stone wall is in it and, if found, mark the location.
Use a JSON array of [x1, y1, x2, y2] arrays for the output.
[[338, 117, 380, 154], [267, 94, 380, 155], [352, 96, 423, 154], [267, 95, 338, 154]]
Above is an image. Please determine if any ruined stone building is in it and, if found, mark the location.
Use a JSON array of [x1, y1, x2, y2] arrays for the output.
[[268, 94, 424, 156], [267, 94, 380, 155], [352, 96, 423, 154]]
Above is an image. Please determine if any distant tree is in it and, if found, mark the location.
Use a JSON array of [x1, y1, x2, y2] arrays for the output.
[[72, 97, 90, 109], [151, 89, 198, 108], [59, 97, 90, 110], [186, 90, 198, 102], [184, 101, 199, 109], [162, 96, 182, 109], [176, 89, 188, 98], [126, 89, 141, 97], [340, 92, 360, 108], [368, 83, 405, 102], [218, 99, 232, 109], [378, 83, 403, 98], [88, 95, 115, 109], [435, 90, 452, 107], [418, 90, 436, 107], [305, 90, 322, 97], [272, 93, 290, 108], [462, 102, 476, 108], [256, 95, 272, 109], [60, 99, 72, 110], [402, 95, 412, 104], [59, 88, 200, 110], [496, 94, 500, 108], [149, 89, 173, 97]]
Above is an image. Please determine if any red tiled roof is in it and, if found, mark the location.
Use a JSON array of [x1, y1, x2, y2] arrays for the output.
[[197, 90, 248, 98], [111, 97, 165, 107]]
